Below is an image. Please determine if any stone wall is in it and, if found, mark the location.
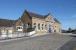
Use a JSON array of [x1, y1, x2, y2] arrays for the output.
[[0, 27, 14, 37], [32, 17, 47, 33]]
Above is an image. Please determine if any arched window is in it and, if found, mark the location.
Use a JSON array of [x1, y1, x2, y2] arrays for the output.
[[38, 23, 40, 30], [54, 30, 56, 32], [42, 24, 44, 30], [23, 23, 27, 29], [28, 23, 30, 28], [45, 24, 47, 30], [33, 23, 36, 29]]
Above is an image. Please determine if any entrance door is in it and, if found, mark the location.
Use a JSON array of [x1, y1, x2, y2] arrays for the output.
[[49, 28, 51, 33]]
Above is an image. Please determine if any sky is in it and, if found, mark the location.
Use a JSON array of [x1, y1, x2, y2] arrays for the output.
[[0, 0, 76, 30]]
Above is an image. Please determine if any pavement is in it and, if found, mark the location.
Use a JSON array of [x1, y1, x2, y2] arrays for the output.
[[0, 33, 74, 50]]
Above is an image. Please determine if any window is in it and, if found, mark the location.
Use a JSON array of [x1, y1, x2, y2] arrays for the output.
[[18, 27, 21, 29], [33, 23, 36, 29], [55, 26, 56, 28], [45, 25, 47, 29], [42, 24, 44, 30], [23, 24, 27, 29], [28, 23, 31, 28], [38, 23, 40, 30], [34, 23, 36, 25], [51, 21, 53, 23], [54, 30, 56, 32], [42, 24, 43, 26], [34, 26, 36, 29], [17, 27, 22, 30]]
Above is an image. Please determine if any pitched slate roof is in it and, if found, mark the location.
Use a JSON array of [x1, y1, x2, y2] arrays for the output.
[[0, 19, 15, 27], [23, 10, 61, 24], [54, 18, 60, 24], [24, 10, 47, 19]]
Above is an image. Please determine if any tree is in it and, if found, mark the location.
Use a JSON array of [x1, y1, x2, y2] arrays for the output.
[[68, 28, 72, 31], [68, 27, 72, 33]]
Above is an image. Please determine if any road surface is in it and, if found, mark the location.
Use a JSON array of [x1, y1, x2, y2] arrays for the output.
[[58, 36, 76, 50], [0, 33, 73, 50]]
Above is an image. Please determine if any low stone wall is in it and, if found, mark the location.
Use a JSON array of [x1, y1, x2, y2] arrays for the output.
[[0, 33, 25, 39], [0, 31, 36, 40]]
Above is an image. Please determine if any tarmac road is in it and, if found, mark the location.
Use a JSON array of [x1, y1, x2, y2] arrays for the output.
[[0, 33, 73, 50], [58, 36, 76, 50]]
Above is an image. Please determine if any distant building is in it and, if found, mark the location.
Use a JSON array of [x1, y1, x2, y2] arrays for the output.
[[0, 19, 15, 37], [0, 10, 61, 37]]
